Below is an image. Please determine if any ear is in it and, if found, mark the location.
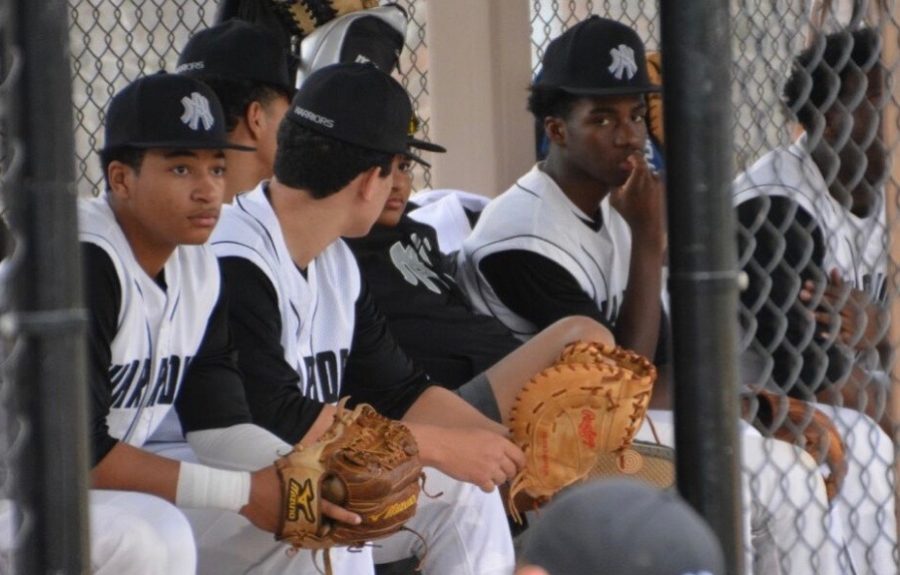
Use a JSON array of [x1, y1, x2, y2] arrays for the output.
[[357, 164, 390, 203], [544, 116, 567, 146], [106, 161, 133, 200], [244, 100, 266, 142]]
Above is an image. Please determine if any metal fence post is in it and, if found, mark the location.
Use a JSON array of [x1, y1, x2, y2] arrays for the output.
[[659, 1, 744, 573], [5, 0, 90, 572]]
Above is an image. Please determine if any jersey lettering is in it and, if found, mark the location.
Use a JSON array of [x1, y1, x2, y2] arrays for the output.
[[301, 349, 349, 402], [110, 355, 193, 409]]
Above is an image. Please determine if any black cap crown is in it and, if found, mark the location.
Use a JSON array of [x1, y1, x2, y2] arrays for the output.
[[285, 62, 422, 160], [102, 73, 253, 152], [176, 19, 293, 93], [536, 16, 660, 96]]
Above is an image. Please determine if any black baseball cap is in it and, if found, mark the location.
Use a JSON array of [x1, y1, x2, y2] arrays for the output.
[[285, 62, 432, 164], [176, 19, 293, 94], [536, 16, 660, 96], [101, 73, 254, 153], [520, 479, 726, 575]]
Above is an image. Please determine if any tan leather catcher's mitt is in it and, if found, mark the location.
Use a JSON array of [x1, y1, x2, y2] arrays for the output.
[[507, 342, 656, 522], [275, 399, 423, 551]]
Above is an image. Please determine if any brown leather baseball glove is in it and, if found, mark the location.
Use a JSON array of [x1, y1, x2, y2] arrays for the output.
[[506, 342, 656, 523], [274, 399, 423, 553], [743, 390, 847, 502]]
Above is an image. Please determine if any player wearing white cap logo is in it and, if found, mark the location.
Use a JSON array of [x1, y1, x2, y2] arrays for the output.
[[457, 16, 843, 574], [0, 73, 376, 575]]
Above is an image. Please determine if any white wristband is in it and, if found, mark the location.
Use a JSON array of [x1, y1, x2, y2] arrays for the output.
[[175, 461, 252, 513]]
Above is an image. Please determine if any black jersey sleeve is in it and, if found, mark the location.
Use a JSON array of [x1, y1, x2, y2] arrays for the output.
[[342, 277, 433, 420], [736, 195, 848, 398], [174, 271, 253, 433], [218, 256, 326, 445], [478, 249, 615, 331], [479, 249, 670, 364], [82, 243, 124, 467]]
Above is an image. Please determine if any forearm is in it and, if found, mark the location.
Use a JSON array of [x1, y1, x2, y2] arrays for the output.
[[91, 442, 180, 501], [402, 385, 507, 435], [614, 242, 664, 358]]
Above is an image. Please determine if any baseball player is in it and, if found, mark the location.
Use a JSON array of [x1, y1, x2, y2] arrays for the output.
[[62, 73, 374, 575], [455, 16, 843, 574], [181, 16, 619, 446], [346, 144, 624, 404], [733, 27, 897, 573], [210, 63, 524, 575], [175, 19, 292, 204]]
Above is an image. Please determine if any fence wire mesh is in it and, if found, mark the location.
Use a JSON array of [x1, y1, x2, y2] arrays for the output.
[[530, 1, 899, 574], [68, 0, 435, 196], [0, 0, 894, 573]]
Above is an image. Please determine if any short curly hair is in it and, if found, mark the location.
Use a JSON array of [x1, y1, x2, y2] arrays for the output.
[[274, 120, 393, 199], [782, 27, 880, 131]]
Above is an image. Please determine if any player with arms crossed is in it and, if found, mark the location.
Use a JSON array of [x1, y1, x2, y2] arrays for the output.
[[733, 27, 897, 573]]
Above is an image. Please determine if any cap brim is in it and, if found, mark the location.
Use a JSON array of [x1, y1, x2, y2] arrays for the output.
[[403, 149, 431, 168], [101, 140, 256, 153], [555, 84, 661, 97], [408, 137, 447, 154]]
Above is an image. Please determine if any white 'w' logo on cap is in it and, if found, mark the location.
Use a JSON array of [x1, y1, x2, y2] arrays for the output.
[[180, 92, 215, 131], [608, 45, 638, 80]]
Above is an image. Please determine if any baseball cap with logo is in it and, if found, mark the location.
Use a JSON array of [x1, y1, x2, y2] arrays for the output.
[[520, 479, 726, 575], [101, 73, 254, 153], [536, 15, 660, 96], [285, 62, 433, 165], [176, 19, 293, 94]]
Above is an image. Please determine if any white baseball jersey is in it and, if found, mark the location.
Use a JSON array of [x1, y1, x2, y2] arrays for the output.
[[734, 137, 897, 573], [211, 184, 359, 402], [732, 137, 887, 299], [79, 197, 220, 447], [457, 163, 632, 338]]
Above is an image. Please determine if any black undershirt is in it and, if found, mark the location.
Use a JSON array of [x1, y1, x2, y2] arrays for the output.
[[219, 257, 432, 445], [478, 249, 670, 366]]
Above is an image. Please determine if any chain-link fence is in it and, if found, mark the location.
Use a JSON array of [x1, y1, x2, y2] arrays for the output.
[[530, 2, 900, 574], [68, 0, 436, 196], [1, 0, 896, 573]]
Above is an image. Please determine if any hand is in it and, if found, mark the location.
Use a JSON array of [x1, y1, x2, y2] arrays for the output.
[[609, 152, 665, 252], [515, 566, 550, 575], [429, 427, 526, 493], [783, 398, 847, 502], [800, 269, 884, 350], [239, 465, 361, 534]]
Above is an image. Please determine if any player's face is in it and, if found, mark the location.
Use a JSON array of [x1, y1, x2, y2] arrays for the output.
[[111, 148, 226, 255], [377, 155, 413, 227], [346, 155, 401, 238], [559, 95, 648, 189], [826, 66, 886, 216]]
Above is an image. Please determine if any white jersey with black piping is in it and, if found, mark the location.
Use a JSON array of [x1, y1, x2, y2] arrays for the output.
[[457, 164, 632, 338], [211, 184, 360, 402], [732, 138, 886, 300], [78, 197, 220, 447]]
